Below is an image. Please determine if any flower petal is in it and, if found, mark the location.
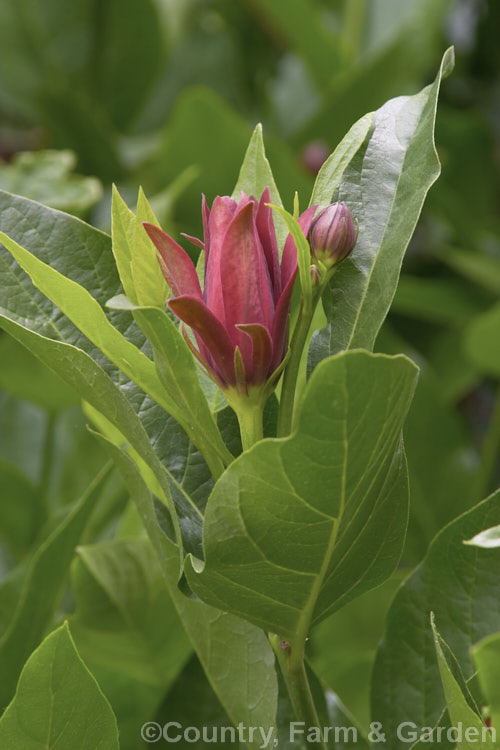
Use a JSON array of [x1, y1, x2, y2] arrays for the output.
[[180, 325, 225, 389], [143, 223, 202, 299], [181, 233, 204, 250], [236, 323, 273, 385], [220, 201, 275, 339], [256, 187, 281, 300], [168, 295, 235, 387], [270, 265, 298, 372], [204, 196, 238, 324]]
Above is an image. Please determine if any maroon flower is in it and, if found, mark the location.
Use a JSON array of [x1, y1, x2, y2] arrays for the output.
[[144, 188, 316, 393]]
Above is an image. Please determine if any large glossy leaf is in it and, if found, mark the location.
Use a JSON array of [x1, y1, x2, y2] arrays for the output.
[[0, 191, 214, 546], [308, 48, 454, 370], [371, 489, 500, 750], [0, 464, 111, 710], [94, 432, 278, 750], [0, 191, 212, 496], [69, 538, 192, 749], [185, 351, 418, 639], [0, 623, 119, 749], [0, 229, 227, 473], [154, 654, 247, 749], [0, 318, 210, 562], [107, 297, 233, 473]]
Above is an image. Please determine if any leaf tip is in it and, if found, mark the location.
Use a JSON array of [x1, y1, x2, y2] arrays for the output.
[[441, 46, 455, 79]]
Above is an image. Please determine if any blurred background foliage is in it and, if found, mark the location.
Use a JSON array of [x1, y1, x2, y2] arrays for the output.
[[1, 0, 500, 742]]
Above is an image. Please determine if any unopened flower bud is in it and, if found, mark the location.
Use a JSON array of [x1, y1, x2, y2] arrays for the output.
[[308, 202, 358, 268]]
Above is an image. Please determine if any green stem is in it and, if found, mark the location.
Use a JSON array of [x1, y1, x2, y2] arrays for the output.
[[235, 398, 265, 452], [475, 386, 500, 500], [270, 635, 326, 750], [277, 296, 319, 438]]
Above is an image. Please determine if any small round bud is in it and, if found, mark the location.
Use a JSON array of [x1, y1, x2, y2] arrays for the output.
[[308, 202, 358, 268]]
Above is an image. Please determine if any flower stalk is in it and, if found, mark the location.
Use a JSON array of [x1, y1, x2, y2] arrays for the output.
[[277, 290, 321, 438], [277, 201, 358, 438]]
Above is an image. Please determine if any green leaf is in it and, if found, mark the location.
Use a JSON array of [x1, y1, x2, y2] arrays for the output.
[[0, 150, 101, 218], [185, 351, 418, 639], [465, 302, 500, 377], [431, 614, 492, 749], [464, 525, 500, 549], [371, 489, 500, 750], [0, 227, 229, 477], [132, 187, 168, 307], [93, 432, 278, 750], [0, 231, 183, 422], [154, 655, 248, 749], [0, 622, 119, 750], [232, 124, 282, 206], [0, 190, 213, 513], [308, 48, 454, 369], [69, 538, 192, 748], [232, 124, 287, 251], [0, 464, 111, 709], [110, 185, 137, 303], [106, 297, 233, 473], [0, 334, 78, 412], [269, 205, 313, 304], [309, 114, 373, 209], [472, 632, 500, 733], [0, 317, 208, 562]]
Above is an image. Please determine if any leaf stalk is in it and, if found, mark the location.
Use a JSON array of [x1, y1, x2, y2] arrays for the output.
[[270, 635, 327, 750]]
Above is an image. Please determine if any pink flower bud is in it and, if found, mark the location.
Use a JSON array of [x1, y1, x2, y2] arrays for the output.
[[143, 189, 316, 394], [308, 202, 358, 267]]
